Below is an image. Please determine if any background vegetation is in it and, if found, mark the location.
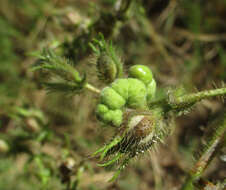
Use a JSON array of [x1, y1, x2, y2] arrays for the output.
[[0, 0, 225, 189]]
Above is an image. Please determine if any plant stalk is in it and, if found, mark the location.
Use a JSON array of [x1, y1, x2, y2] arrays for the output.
[[84, 83, 101, 94], [173, 87, 226, 107], [181, 111, 226, 190]]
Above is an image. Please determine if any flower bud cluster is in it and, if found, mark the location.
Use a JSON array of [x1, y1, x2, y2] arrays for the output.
[[96, 65, 156, 127]]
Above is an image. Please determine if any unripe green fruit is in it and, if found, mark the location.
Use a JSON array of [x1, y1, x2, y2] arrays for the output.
[[96, 104, 109, 114], [128, 65, 153, 85], [100, 87, 126, 110], [103, 109, 123, 126], [97, 78, 149, 126], [147, 79, 156, 102], [111, 79, 129, 100], [127, 78, 147, 108], [97, 65, 157, 127], [96, 104, 123, 126], [111, 78, 147, 108]]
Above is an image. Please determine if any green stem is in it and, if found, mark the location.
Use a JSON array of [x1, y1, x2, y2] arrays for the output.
[[181, 111, 226, 190], [149, 87, 226, 112], [174, 88, 226, 106], [84, 83, 101, 94]]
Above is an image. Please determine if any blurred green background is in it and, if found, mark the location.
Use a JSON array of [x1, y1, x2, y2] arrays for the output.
[[0, 0, 225, 189]]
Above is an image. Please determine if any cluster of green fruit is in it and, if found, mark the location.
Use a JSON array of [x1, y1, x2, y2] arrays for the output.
[[96, 65, 156, 126]]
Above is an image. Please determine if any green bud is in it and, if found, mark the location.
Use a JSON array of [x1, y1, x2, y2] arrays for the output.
[[111, 79, 129, 100], [147, 79, 156, 102], [96, 104, 109, 115], [97, 53, 117, 84], [97, 77, 152, 127], [96, 104, 123, 127], [127, 78, 147, 108], [128, 65, 153, 85], [103, 109, 123, 126], [100, 87, 126, 110]]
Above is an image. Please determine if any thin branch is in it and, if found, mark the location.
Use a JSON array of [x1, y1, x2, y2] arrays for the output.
[[85, 83, 100, 94], [174, 28, 226, 42], [169, 88, 226, 109], [181, 111, 226, 190], [149, 87, 226, 113]]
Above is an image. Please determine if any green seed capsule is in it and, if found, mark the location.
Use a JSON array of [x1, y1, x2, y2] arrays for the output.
[[96, 104, 123, 127], [97, 72, 156, 127], [97, 78, 149, 126], [100, 87, 126, 110], [127, 78, 147, 109], [128, 65, 153, 85], [103, 109, 123, 126], [107, 78, 148, 109], [111, 79, 129, 100], [147, 79, 156, 102], [93, 108, 168, 177], [96, 104, 109, 115]]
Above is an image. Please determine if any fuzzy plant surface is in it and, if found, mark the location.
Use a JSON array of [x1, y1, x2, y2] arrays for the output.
[[33, 35, 226, 183]]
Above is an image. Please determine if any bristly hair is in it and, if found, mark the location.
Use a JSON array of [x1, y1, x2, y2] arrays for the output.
[[32, 49, 86, 95], [89, 33, 124, 84]]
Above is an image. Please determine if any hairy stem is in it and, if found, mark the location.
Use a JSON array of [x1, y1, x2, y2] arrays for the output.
[[181, 111, 226, 190], [149, 87, 226, 112], [171, 88, 226, 109]]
